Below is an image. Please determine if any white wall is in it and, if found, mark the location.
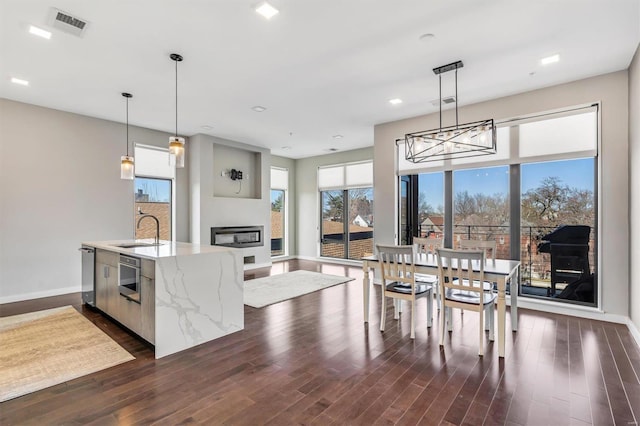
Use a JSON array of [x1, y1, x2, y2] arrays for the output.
[[374, 71, 629, 318], [629, 45, 640, 330], [295, 147, 374, 258], [0, 99, 190, 302], [271, 155, 297, 256], [189, 134, 271, 268], [213, 144, 260, 199]]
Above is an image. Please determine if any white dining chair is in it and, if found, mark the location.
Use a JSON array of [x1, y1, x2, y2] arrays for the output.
[[413, 237, 443, 310], [436, 247, 496, 356], [377, 244, 433, 339]]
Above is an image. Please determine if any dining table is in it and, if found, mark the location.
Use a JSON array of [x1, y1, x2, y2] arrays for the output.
[[361, 253, 520, 358]]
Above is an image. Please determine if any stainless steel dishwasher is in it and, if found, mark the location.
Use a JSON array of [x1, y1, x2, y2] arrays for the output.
[[79, 245, 95, 306]]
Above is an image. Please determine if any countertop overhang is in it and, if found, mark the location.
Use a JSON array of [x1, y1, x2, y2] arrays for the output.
[[83, 240, 239, 259]]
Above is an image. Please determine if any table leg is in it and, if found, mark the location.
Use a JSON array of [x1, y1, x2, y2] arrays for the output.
[[498, 278, 506, 358], [363, 261, 370, 323], [510, 267, 519, 331]]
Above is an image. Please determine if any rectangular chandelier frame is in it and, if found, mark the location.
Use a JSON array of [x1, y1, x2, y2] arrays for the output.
[[404, 118, 496, 163], [404, 60, 497, 163]]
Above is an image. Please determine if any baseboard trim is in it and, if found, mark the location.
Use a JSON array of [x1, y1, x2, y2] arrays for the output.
[[296, 256, 362, 267], [627, 318, 640, 349], [513, 297, 628, 324], [243, 261, 272, 271], [0, 286, 80, 304]]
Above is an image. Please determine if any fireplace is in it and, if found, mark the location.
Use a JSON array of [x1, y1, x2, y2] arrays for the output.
[[211, 226, 263, 248]]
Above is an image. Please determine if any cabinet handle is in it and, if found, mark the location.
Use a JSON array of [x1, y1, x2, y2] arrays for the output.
[[104, 265, 109, 279]]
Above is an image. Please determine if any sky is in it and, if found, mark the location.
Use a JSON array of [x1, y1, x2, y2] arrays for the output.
[[419, 158, 594, 210], [135, 177, 171, 202]]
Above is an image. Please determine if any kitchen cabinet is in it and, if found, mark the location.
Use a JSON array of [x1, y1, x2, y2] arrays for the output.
[[140, 259, 155, 344], [95, 249, 118, 317], [95, 249, 153, 342]]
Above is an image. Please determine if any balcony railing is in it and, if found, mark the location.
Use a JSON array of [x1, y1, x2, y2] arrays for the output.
[[419, 223, 595, 299]]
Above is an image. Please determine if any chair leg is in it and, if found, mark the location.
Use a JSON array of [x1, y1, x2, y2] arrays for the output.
[[435, 282, 441, 311], [484, 299, 491, 331], [478, 307, 484, 356], [488, 304, 495, 342], [447, 307, 453, 331], [380, 292, 386, 332], [394, 299, 401, 319], [410, 300, 416, 339], [426, 291, 433, 328], [439, 303, 446, 347]]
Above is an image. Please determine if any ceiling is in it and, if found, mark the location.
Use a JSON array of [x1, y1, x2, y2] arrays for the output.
[[1, 1, 638, 159]]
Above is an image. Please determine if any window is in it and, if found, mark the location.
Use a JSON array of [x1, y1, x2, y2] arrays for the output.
[[397, 104, 598, 307], [134, 145, 175, 241], [520, 158, 596, 302], [319, 161, 374, 259], [454, 166, 510, 258], [271, 167, 288, 257], [134, 177, 172, 240], [418, 172, 444, 239]]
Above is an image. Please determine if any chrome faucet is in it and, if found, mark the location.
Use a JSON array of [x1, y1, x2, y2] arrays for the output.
[[136, 211, 160, 244]]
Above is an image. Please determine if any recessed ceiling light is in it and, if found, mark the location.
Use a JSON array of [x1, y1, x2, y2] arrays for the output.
[[419, 33, 435, 41], [11, 77, 29, 86], [389, 98, 403, 105], [201, 125, 213, 130], [252, 105, 267, 112], [29, 25, 52, 39], [255, 2, 279, 20], [541, 54, 560, 65], [281, 146, 292, 150], [332, 134, 343, 139], [325, 148, 339, 152]]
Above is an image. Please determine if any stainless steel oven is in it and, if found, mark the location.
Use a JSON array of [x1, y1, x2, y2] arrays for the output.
[[119, 254, 141, 303]]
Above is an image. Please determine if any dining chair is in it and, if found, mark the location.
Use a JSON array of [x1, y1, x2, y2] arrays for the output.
[[457, 239, 497, 292], [413, 237, 443, 310], [377, 244, 433, 339], [436, 247, 496, 356]]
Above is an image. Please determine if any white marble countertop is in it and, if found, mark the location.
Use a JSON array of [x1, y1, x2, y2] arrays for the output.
[[82, 239, 239, 260]]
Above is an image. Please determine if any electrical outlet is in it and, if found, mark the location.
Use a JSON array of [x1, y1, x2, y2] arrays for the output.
[[237, 171, 243, 180]]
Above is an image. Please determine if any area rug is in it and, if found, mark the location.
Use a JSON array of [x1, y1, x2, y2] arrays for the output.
[[0, 306, 134, 402], [244, 270, 355, 308]]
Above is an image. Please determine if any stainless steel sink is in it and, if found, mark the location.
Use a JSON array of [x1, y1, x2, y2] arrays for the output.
[[114, 242, 164, 248]]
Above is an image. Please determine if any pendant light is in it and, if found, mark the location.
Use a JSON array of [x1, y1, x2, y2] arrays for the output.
[[169, 53, 185, 168], [121, 92, 135, 180], [404, 60, 496, 163]]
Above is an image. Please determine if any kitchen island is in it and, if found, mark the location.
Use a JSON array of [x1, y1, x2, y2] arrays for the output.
[[82, 240, 244, 358]]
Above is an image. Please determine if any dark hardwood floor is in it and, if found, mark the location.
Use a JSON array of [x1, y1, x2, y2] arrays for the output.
[[1, 259, 639, 425]]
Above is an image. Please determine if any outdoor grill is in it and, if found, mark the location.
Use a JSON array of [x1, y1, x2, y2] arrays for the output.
[[537, 225, 591, 297]]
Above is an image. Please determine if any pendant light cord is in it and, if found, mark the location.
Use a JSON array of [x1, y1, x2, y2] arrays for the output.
[[455, 68, 459, 129], [175, 58, 178, 138], [126, 97, 129, 156], [438, 73, 442, 131]]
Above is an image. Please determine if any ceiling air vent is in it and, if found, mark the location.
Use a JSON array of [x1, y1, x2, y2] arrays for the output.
[[430, 96, 456, 107], [48, 8, 89, 37]]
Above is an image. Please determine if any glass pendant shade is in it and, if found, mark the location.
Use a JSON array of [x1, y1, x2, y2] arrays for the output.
[[121, 155, 135, 180], [169, 136, 185, 168]]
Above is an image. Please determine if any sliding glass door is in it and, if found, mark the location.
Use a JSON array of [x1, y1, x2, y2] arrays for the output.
[[321, 188, 374, 259]]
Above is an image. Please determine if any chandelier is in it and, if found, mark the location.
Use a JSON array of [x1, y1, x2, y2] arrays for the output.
[[404, 61, 496, 163]]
